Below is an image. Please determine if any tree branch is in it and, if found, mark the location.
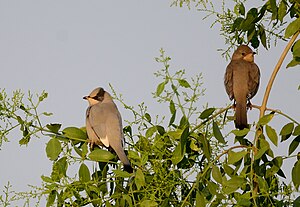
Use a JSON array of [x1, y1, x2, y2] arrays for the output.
[[259, 31, 300, 118]]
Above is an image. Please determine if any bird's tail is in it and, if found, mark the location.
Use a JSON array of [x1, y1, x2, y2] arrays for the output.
[[115, 148, 133, 173], [235, 101, 248, 130]]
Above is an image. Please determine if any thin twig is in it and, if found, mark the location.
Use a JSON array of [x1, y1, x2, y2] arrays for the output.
[[259, 31, 299, 118]]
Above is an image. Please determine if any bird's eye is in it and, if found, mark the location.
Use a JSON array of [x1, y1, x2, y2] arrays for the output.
[[242, 52, 246, 56]]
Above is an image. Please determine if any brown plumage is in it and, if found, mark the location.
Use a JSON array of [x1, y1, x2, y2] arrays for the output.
[[224, 45, 260, 129]]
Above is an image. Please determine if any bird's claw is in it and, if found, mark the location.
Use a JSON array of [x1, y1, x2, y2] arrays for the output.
[[247, 101, 253, 110], [231, 103, 236, 110]]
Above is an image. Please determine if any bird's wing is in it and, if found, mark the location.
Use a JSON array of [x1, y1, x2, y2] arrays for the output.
[[224, 62, 234, 100], [248, 63, 260, 99], [87, 103, 111, 147], [104, 102, 124, 148]]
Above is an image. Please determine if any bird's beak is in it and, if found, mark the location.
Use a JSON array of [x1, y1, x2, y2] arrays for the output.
[[83, 96, 88, 100]]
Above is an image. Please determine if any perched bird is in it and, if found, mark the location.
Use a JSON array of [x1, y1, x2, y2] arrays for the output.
[[83, 87, 133, 173], [224, 45, 260, 129]]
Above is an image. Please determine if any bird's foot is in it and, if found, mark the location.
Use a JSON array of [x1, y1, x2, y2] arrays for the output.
[[247, 101, 253, 110], [231, 103, 236, 110]]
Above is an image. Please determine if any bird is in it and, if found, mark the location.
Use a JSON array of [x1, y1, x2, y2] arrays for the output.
[[83, 87, 133, 173], [224, 45, 260, 130]]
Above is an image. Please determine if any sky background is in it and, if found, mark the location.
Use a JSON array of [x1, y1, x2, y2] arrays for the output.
[[0, 0, 299, 205]]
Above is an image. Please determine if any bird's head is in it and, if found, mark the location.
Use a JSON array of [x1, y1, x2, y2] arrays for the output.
[[232, 45, 256, 63], [83, 87, 111, 106]]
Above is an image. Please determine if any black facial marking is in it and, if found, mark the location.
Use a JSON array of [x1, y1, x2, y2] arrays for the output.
[[92, 88, 105, 101]]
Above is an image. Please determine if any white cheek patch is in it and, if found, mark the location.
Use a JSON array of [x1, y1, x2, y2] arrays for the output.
[[88, 98, 100, 105]]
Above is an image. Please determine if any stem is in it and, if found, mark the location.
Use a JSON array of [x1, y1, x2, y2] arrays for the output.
[[190, 105, 231, 133], [252, 31, 300, 203], [180, 145, 249, 207], [252, 104, 299, 125], [259, 31, 299, 118]]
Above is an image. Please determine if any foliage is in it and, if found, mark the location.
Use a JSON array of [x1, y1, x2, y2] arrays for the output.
[[1, 48, 300, 206], [1, 0, 300, 206], [172, 0, 300, 67]]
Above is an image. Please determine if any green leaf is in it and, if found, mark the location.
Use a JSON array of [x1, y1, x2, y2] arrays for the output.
[[289, 136, 300, 155], [42, 112, 53, 116], [231, 128, 250, 137], [113, 169, 131, 178], [79, 163, 90, 182], [16, 116, 23, 124], [178, 79, 191, 88], [223, 176, 246, 194], [258, 113, 274, 125], [171, 142, 183, 165], [199, 108, 215, 119], [292, 40, 300, 54], [88, 148, 115, 162], [140, 200, 158, 207], [280, 122, 294, 141], [62, 127, 87, 141], [278, 0, 287, 22], [46, 190, 56, 207], [232, 17, 244, 31], [207, 181, 218, 195], [169, 100, 176, 114], [145, 113, 151, 123], [156, 125, 165, 135], [285, 18, 300, 38], [294, 196, 300, 207], [287, 58, 300, 68], [179, 115, 189, 128], [269, 0, 278, 20], [258, 25, 267, 48], [199, 133, 211, 158], [266, 125, 278, 146], [39, 92, 48, 102], [240, 8, 258, 31], [180, 126, 189, 147], [239, 3, 245, 15], [254, 139, 270, 160], [123, 195, 133, 207], [196, 191, 206, 207], [223, 164, 235, 177], [169, 110, 176, 126], [292, 160, 300, 185], [41, 175, 54, 183], [74, 146, 82, 157], [293, 125, 300, 136], [51, 157, 68, 181], [228, 150, 247, 164], [82, 142, 88, 158], [46, 139, 62, 161], [156, 81, 166, 96], [46, 124, 62, 134], [19, 136, 30, 146], [171, 127, 189, 165], [213, 121, 225, 144], [135, 169, 145, 190], [190, 139, 200, 152], [257, 176, 269, 192], [212, 165, 223, 184], [145, 126, 157, 138]]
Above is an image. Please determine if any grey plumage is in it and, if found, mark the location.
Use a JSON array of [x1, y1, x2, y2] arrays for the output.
[[84, 87, 133, 173], [224, 45, 260, 129]]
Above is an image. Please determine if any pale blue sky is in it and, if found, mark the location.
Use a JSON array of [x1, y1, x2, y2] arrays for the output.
[[0, 0, 299, 204]]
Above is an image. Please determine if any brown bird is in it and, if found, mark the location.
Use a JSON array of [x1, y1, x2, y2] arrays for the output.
[[224, 45, 260, 129]]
